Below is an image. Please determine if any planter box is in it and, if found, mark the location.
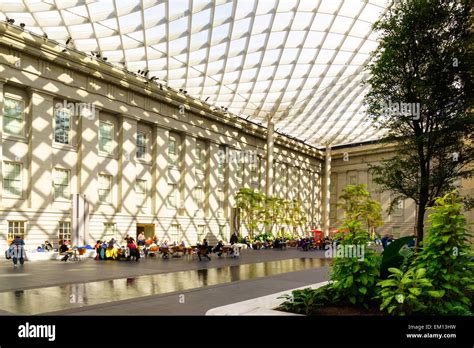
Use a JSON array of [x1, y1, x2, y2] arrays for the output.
[[206, 281, 328, 316]]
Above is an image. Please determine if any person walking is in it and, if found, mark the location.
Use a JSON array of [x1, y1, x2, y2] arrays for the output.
[[10, 235, 26, 267]]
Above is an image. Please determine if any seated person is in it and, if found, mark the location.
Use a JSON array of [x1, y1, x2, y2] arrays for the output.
[[42, 241, 53, 251], [105, 239, 119, 259], [273, 238, 280, 249], [127, 240, 140, 261], [59, 241, 70, 261], [212, 240, 224, 256], [243, 236, 251, 248], [197, 239, 211, 261], [160, 240, 170, 258]]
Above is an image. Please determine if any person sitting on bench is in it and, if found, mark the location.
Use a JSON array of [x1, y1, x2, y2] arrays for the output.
[[59, 241, 70, 261], [197, 239, 211, 261], [212, 240, 224, 257]]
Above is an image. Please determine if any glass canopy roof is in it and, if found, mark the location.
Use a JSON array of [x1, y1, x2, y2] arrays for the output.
[[0, 0, 390, 148]]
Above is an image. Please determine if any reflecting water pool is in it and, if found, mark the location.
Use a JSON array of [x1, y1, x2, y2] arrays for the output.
[[0, 258, 329, 315]]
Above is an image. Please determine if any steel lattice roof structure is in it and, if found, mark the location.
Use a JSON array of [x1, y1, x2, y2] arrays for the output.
[[0, 0, 390, 148]]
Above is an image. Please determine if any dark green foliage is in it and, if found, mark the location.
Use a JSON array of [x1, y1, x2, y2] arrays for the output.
[[380, 236, 414, 278], [330, 220, 381, 307], [377, 267, 441, 316], [412, 192, 474, 315], [364, 0, 474, 245], [278, 285, 335, 315]]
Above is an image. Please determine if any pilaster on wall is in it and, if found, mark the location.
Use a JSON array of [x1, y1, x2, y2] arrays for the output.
[[78, 106, 100, 210], [321, 145, 331, 236], [152, 125, 169, 216], [118, 114, 137, 215], [208, 142, 220, 218], [183, 134, 196, 217], [0, 79, 5, 207], [28, 88, 54, 209], [265, 120, 275, 197]]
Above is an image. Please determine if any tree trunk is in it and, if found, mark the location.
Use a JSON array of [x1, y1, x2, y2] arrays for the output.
[[416, 197, 427, 249]]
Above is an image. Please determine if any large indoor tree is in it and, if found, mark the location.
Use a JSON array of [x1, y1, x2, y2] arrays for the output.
[[364, 0, 473, 246]]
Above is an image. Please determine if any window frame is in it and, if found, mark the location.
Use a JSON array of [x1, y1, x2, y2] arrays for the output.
[[168, 134, 178, 166], [3, 161, 23, 197], [53, 167, 71, 201], [218, 187, 225, 217], [3, 96, 25, 137], [58, 221, 71, 244], [135, 179, 147, 207], [53, 106, 72, 145], [98, 174, 113, 204], [136, 131, 147, 160], [349, 175, 358, 185], [197, 225, 206, 243], [193, 186, 204, 210], [195, 140, 206, 173], [167, 183, 178, 209], [169, 224, 182, 244], [8, 221, 26, 240], [392, 198, 404, 217], [99, 120, 114, 155]]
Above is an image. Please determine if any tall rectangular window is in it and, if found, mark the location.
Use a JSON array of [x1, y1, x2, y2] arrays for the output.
[[135, 179, 147, 207], [195, 140, 205, 172], [103, 223, 116, 241], [8, 221, 26, 240], [218, 225, 227, 241], [391, 227, 401, 238], [349, 175, 358, 185], [99, 121, 114, 154], [218, 188, 224, 217], [197, 225, 205, 243], [168, 134, 178, 166], [218, 145, 225, 176], [193, 186, 203, 210], [3, 162, 22, 197], [3, 97, 24, 136], [250, 160, 258, 183], [167, 183, 177, 209], [136, 132, 147, 159], [54, 108, 71, 144], [236, 151, 243, 180], [170, 224, 182, 244], [53, 168, 70, 200], [98, 174, 112, 203], [58, 221, 71, 244]]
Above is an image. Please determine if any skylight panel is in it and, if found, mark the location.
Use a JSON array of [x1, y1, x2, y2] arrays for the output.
[[251, 13, 272, 35]]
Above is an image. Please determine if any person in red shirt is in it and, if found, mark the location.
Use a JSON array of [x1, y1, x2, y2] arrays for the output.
[[127, 239, 140, 261]]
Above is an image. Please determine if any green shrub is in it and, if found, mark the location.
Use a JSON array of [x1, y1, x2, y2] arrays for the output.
[[412, 192, 474, 315], [278, 285, 335, 315], [377, 267, 442, 315], [330, 220, 381, 307]]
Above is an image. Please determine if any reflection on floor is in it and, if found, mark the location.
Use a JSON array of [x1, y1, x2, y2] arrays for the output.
[[0, 258, 330, 315]]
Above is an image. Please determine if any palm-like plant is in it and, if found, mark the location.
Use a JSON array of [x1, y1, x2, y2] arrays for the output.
[[235, 188, 265, 238]]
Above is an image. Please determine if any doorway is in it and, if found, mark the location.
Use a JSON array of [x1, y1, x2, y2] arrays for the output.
[[136, 223, 155, 241]]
